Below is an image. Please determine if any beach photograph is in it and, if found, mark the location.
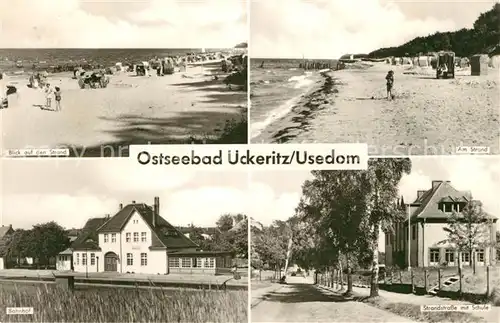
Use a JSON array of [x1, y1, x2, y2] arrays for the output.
[[0, 0, 248, 157], [0, 158, 249, 322], [250, 0, 499, 155], [249, 156, 500, 322]]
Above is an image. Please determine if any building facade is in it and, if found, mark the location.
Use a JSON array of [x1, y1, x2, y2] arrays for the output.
[[385, 180, 497, 268], [58, 197, 232, 274]]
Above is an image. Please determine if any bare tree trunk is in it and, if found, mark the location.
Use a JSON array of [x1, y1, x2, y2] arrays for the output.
[[370, 223, 380, 298], [338, 259, 345, 291], [284, 236, 293, 274], [345, 251, 353, 296]]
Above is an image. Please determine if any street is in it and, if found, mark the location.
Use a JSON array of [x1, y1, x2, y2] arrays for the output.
[[251, 277, 414, 322]]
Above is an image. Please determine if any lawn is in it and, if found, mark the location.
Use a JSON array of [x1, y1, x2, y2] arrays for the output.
[[0, 282, 247, 322], [352, 266, 500, 294]]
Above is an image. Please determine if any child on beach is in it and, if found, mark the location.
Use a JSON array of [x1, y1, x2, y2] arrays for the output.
[[44, 83, 53, 108], [54, 86, 61, 111], [385, 70, 394, 100]]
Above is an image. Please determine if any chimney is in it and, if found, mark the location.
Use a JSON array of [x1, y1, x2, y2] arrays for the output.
[[417, 190, 426, 199], [106, 214, 110, 219], [119, 203, 123, 210], [431, 180, 443, 189], [153, 196, 159, 227]]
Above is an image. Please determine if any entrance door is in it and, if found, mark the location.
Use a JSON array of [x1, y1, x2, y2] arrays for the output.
[[104, 252, 118, 272]]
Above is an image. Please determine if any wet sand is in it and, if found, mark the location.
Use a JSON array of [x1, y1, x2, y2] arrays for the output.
[[253, 63, 499, 155], [1, 64, 247, 157]]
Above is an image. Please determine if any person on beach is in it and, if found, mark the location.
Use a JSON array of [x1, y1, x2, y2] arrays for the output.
[[44, 83, 53, 108], [385, 70, 394, 100], [54, 86, 62, 111]]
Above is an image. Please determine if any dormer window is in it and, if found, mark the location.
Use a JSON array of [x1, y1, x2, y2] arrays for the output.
[[439, 201, 465, 213]]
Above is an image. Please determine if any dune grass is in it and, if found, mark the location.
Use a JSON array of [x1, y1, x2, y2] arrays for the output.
[[0, 282, 247, 322]]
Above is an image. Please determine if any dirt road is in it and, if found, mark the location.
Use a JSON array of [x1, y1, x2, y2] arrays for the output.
[[251, 277, 414, 322]]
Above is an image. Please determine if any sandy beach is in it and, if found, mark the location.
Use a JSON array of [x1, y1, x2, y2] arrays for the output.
[[1, 64, 246, 157], [253, 63, 499, 155]]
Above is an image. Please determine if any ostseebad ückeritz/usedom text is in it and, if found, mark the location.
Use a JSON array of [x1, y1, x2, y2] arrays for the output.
[[136, 149, 361, 166]]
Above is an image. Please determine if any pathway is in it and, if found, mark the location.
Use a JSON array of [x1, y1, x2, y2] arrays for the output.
[[251, 276, 414, 322]]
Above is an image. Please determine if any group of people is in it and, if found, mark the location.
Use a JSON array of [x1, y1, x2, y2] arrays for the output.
[[42, 83, 62, 111]]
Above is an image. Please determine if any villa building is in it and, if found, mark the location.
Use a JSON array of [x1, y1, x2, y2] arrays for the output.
[[57, 197, 233, 274], [385, 180, 497, 268]]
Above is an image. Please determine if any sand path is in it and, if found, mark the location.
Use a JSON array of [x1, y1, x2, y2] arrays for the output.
[[1, 67, 246, 157], [256, 64, 499, 155], [251, 277, 415, 322]]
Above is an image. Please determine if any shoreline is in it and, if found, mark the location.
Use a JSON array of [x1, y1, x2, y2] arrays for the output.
[[251, 70, 336, 143]]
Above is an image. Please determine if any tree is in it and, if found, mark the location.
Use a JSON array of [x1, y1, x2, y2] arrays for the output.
[[186, 224, 205, 247], [368, 4, 498, 58], [298, 170, 372, 295], [3, 229, 33, 262], [205, 214, 248, 259], [29, 222, 70, 266], [216, 214, 235, 232], [363, 158, 412, 297], [440, 200, 493, 274]]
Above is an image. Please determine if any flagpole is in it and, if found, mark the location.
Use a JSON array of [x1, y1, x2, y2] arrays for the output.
[[407, 203, 411, 271]]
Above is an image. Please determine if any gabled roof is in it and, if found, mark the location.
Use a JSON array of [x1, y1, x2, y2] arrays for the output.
[[409, 181, 496, 220], [97, 203, 198, 249], [71, 217, 109, 251], [0, 225, 14, 256], [0, 225, 13, 240]]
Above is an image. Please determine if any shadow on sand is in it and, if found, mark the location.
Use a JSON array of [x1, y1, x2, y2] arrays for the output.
[[261, 283, 357, 304], [62, 109, 246, 157]]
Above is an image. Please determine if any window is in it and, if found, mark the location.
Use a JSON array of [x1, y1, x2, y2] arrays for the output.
[[169, 257, 180, 268], [412, 225, 416, 240], [477, 249, 485, 262], [141, 253, 147, 266], [82, 253, 87, 265], [196, 258, 203, 267], [456, 204, 462, 212], [91, 253, 95, 265], [445, 249, 455, 263], [497, 249, 500, 261], [127, 253, 133, 266], [206, 258, 215, 268], [141, 232, 147, 242], [126, 233, 131, 242], [430, 248, 439, 263], [104, 234, 109, 243], [181, 258, 191, 268], [111, 233, 116, 243], [444, 203, 452, 213], [76, 253, 79, 265], [462, 252, 470, 263], [133, 232, 139, 242]]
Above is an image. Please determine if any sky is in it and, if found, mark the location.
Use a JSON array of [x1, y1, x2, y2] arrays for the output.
[[250, 0, 497, 59], [249, 157, 500, 251], [0, 159, 249, 229], [0, 0, 247, 48]]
